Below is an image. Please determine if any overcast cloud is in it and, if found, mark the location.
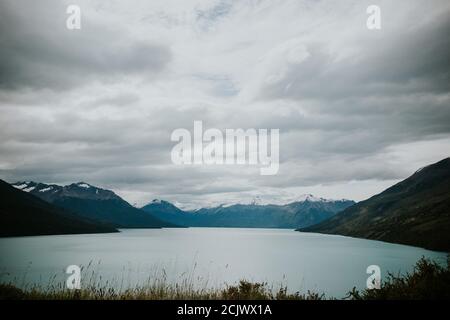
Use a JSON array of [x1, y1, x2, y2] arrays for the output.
[[1, 0, 449, 209]]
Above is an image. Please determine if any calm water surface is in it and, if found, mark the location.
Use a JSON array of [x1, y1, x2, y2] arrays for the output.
[[0, 228, 446, 297]]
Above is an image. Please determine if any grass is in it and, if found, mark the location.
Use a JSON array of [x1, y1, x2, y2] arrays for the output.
[[1, 257, 449, 300], [0, 280, 322, 300]]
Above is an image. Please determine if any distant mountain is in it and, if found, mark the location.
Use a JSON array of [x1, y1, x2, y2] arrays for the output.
[[141, 195, 355, 228], [141, 199, 187, 218], [299, 158, 450, 252], [0, 179, 117, 237], [12, 181, 178, 229], [141, 199, 190, 225]]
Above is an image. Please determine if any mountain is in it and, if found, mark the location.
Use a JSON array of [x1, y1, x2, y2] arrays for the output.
[[141, 195, 355, 228], [0, 179, 118, 237], [299, 158, 450, 252], [12, 181, 178, 228], [141, 199, 190, 225], [142, 199, 185, 214]]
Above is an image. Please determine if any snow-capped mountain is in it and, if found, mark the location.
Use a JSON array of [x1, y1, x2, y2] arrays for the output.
[[187, 194, 352, 210], [12, 181, 178, 229], [1, 179, 117, 237], [13, 181, 119, 202], [13, 180, 354, 229], [140, 195, 355, 229]]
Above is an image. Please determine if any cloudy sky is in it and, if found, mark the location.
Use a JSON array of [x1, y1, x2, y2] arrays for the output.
[[0, 0, 449, 209]]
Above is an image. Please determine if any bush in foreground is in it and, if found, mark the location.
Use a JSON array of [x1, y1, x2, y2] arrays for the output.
[[347, 257, 450, 300]]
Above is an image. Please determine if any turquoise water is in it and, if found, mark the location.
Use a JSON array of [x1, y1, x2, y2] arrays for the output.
[[0, 228, 446, 297]]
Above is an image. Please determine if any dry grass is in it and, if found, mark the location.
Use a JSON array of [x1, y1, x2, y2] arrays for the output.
[[0, 280, 323, 300], [0, 260, 323, 300], [1, 257, 448, 300]]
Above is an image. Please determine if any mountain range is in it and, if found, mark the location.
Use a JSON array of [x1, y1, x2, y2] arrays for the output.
[[8, 180, 354, 232], [12, 181, 178, 229], [0, 179, 117, 237], [299, 158, 450, 252], [3, 157, 449, 252], [141, 195, 355, 228]]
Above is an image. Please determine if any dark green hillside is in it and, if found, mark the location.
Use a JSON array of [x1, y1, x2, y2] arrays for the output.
[[300, 158, 450, 252]]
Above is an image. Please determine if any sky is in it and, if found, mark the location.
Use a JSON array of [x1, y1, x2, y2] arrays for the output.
[[0, 0, 449, 209]]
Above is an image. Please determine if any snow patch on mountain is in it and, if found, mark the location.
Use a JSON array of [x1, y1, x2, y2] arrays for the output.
[[296, 194, 323, 202], [77, 183, 90, 188], [13, 183, 28, 190]]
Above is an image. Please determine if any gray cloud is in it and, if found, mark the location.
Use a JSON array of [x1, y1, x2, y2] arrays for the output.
[[257, 15, 450, 101], [0, 0, 171, 90], [0, 0, 449, 208]]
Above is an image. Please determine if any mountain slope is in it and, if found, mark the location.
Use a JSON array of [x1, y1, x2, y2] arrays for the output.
[[141, 199, 190, 226], [0, 179, 118, 237], [13, 182, 178, 228], [141, 196, 355, 228], [300, 158, 450, 252]]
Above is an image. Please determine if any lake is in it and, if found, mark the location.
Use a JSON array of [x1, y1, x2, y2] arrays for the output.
[[0, 228, 446, 298]]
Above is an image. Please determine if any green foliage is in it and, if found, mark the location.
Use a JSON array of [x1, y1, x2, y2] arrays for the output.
[[347, 257, 450, 300], [0, 284, 26, 300], [221, 280, 322, 300]]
